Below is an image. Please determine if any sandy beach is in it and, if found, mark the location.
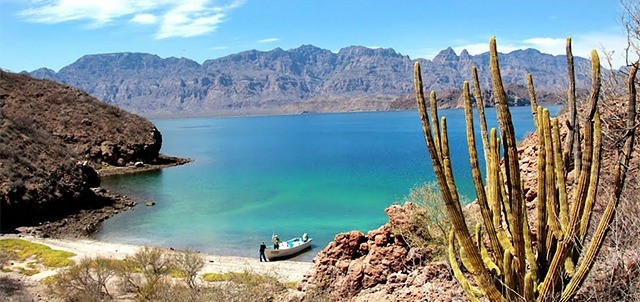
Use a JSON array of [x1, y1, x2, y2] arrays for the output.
[[2, 234, 313, 283]]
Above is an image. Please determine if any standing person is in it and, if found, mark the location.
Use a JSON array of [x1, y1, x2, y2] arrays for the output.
[[272, 234, 280, 249], [259, 242, 267, 262]]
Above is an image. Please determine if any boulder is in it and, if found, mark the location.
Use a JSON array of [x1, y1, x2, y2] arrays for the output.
[[297, 202, 465, 301]]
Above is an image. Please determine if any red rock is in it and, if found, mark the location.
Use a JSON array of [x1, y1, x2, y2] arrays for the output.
[[336, 260, 350, 272], [298, 202, 465, 301], [358, 242, 369, 254]]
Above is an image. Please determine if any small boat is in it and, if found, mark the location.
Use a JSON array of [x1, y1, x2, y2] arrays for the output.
[[265, 236, 313, 260]]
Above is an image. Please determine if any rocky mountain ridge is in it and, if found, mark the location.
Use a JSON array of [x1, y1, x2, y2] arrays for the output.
[[29, 45, 591, 117]]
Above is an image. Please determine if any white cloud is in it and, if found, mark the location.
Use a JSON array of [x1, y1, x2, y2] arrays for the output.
[[19, 0, 159, 25], [18, 0, 245, 39], [131, 14, 157, 25], [522, 37, 566, 53], [212, 46, 228, 50], [258, 38, 280, 43]]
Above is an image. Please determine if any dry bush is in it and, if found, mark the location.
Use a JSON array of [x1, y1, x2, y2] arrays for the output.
[[171, 249, 204, 291], [573, 20, 640, 297], [117, 246, 172, 301], [394, 182, 451, 260], [201, 270, 289, 302], [575, 194, 640, 302], [47, 257, 118, 301], [45, 246, 295, 302]]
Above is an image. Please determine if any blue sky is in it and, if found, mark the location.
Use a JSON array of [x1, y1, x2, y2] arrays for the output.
[[0, 0, 631, 72]]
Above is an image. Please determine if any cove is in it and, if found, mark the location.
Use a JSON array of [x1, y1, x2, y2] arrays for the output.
[[96, 107, 559, 261]]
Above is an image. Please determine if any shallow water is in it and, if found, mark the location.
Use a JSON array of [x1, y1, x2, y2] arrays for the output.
[[96, 107, 558, 261]]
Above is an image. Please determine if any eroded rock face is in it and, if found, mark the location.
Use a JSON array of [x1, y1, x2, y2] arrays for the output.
[[297, 203, 465, 301]]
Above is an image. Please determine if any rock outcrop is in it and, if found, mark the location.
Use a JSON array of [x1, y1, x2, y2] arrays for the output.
[[297, 203, 465, 301], [0, 71, 162, 230]]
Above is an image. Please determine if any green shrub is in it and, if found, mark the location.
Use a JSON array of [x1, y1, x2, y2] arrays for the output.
[[202, 272, 232, 282], [0, 238, 75, 269], [395, 182, 451, 260]]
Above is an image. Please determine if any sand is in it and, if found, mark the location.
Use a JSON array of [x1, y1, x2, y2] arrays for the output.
[[1, 235, 313, 283]]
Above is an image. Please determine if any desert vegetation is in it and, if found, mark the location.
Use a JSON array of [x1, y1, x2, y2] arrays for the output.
[[46, 247, 295, 302], [413, 34, 638, 302], [0, 239, 299, 302], [0, 238, 76, 273]]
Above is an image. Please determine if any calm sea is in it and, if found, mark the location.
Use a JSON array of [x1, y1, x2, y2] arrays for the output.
[[96, 107, 559, 261]]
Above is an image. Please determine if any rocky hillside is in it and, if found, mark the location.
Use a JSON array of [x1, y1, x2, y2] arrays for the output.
[[0, 71, 162, 229], [29, 45, 591, 117], [389, 82, 567, 110]]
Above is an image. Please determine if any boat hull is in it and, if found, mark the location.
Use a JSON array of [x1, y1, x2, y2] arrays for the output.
[[265, 238, 312, 260]]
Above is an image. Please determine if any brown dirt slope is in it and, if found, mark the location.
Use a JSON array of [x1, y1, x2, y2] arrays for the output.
[[0, 71, 162, 230]]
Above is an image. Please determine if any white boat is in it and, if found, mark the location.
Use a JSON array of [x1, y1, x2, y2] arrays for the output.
[[265, 237, 313, 260]]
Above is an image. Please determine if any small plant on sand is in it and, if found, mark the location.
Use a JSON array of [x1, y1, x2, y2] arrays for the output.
[[0, 238, 75, 269], [202, 272, 233, 282], [0, 249, 16, 271]]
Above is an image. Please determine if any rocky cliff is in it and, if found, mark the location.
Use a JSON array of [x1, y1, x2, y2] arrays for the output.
[[29, 45, 591, 117], [0, 71, 162, 230]]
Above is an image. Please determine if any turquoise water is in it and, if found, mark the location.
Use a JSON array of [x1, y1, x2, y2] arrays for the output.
[[96, 107, 558, 261]]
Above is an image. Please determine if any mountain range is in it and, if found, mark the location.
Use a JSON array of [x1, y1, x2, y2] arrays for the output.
[[28, 45, 592, 117]]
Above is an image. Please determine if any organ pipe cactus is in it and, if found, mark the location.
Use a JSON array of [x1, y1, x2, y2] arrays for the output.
[[414, 36, 639, 301]]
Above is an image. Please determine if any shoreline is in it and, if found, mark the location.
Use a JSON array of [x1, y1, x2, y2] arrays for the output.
[[11, 155, 191, 239], [4, 155, 313, 283], [1, 234, 312, 283]]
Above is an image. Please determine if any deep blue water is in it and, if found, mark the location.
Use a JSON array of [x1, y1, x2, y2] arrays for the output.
[[96, 107, 558, 261]]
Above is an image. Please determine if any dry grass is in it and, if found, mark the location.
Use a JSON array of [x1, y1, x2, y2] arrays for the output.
[[44, 246, 294, 302]]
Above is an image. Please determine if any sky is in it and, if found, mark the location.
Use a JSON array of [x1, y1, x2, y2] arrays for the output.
[[0, 0, 633, 72]]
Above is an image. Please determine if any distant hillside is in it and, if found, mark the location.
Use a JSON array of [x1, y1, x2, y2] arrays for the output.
[[0, 71, 162, 228], [29, 45, 591, 117], [389, 83, 568, 111]]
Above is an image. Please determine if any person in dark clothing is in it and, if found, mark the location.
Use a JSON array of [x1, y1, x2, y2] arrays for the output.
[[272, 234, 280, 249], [259, 242, 268, 262]]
